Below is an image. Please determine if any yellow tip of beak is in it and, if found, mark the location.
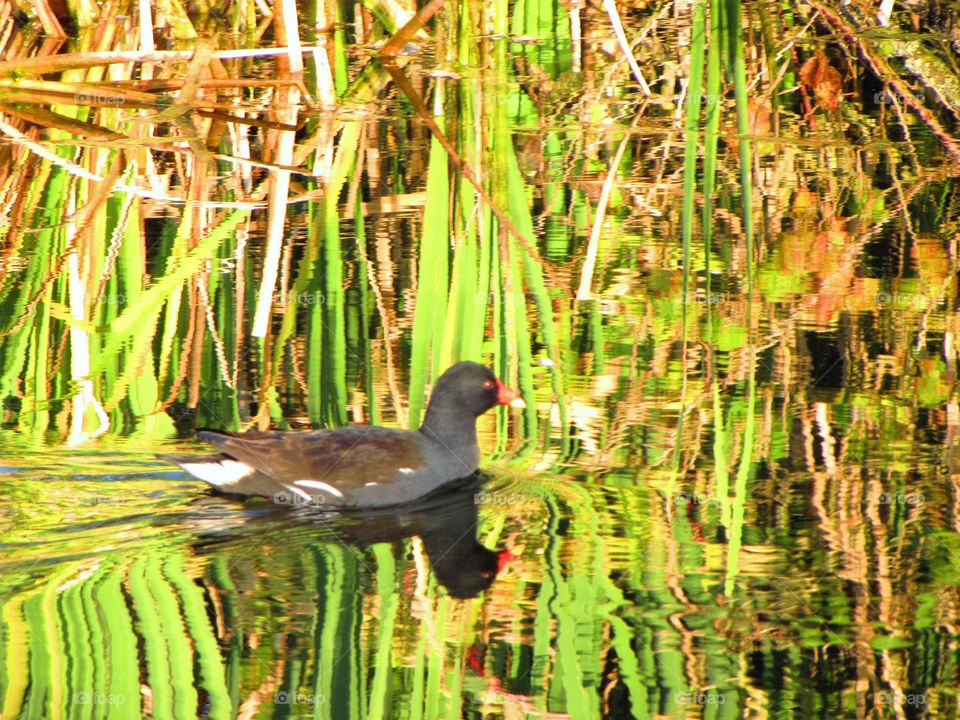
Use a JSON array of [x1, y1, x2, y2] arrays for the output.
[[509, 397, 526, 409]]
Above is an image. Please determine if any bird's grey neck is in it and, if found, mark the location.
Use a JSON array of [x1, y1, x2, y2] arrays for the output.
[[420, 405, 477, 443], [419, 407, 479, 468]]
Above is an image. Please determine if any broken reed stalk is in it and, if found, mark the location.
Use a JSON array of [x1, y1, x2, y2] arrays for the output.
[[0, 47, 320, 78]]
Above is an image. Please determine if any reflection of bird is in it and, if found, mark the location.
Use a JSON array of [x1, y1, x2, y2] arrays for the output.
[[190, 476, 514, 599], [333, 479, 514, 599], [163, 362, 524, 508]]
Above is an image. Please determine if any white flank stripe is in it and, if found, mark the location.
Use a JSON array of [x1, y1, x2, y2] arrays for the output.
[[181, 460, 254, 487], [284, 486, 312, 502], [293, 480, 345, 498]]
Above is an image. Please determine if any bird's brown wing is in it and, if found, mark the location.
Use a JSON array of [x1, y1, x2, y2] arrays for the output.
[[198, 426, 427, 492]]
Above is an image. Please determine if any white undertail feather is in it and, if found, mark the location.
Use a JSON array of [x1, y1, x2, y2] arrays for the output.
[[180, 459, 255, 487]]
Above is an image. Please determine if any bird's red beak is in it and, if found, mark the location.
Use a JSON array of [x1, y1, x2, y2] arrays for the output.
[[495, 380, 526, 408]]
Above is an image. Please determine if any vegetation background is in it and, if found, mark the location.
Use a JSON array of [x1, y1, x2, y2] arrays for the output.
[[1, 0, 959, 717]]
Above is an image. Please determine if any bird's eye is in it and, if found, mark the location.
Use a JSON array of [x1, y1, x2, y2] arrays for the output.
[[483, 379, 495, 389]]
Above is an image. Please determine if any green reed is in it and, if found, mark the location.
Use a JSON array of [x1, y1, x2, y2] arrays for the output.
[[409, 114, 451, 428]]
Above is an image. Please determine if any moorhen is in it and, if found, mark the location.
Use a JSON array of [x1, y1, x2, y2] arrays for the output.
[[165, 362, 525, 508]]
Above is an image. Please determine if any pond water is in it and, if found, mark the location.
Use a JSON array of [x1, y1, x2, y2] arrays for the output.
[[2, 2, 960, 719]]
